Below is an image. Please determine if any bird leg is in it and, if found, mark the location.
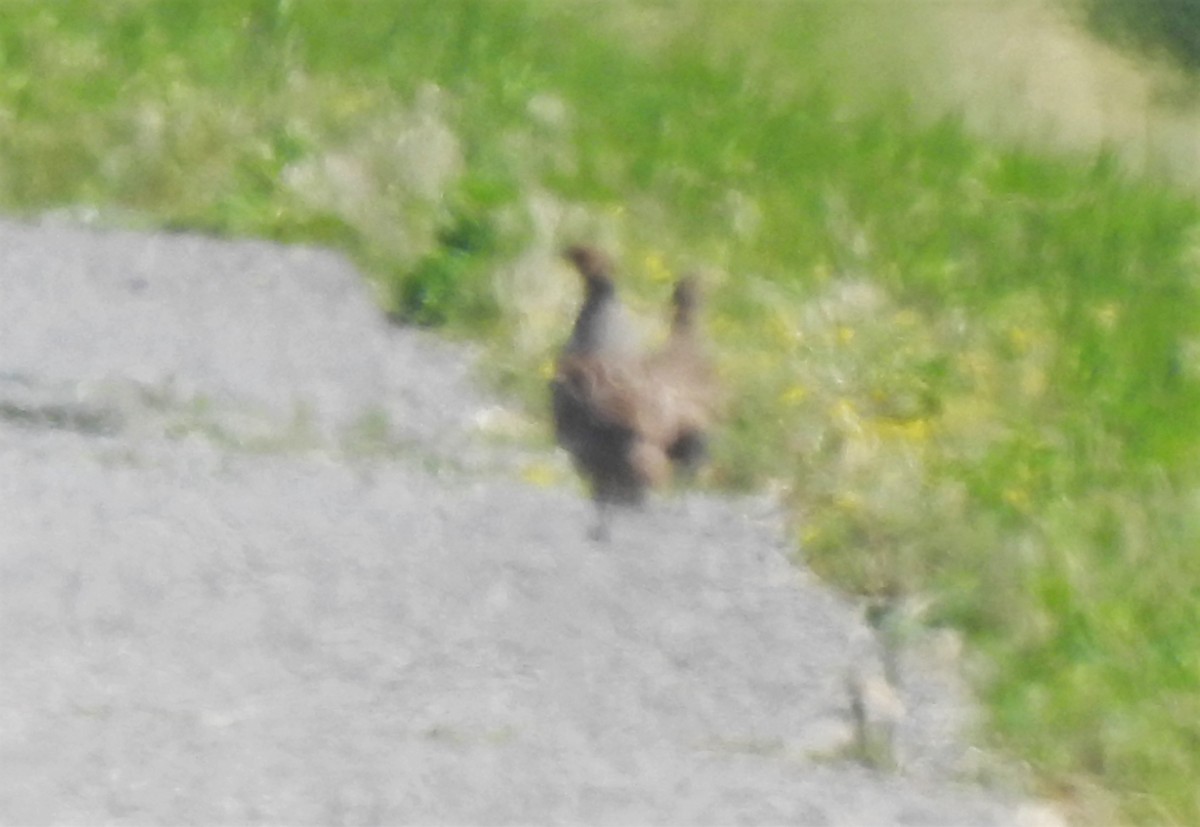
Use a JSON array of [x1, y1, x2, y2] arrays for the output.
[[589, 499, 612, 543]]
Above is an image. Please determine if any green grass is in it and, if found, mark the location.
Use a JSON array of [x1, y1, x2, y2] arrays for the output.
[[2, 1, 1199, 822]]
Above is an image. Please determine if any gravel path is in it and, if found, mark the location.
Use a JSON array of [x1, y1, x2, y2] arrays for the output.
[[0, 218, 1052, 825]]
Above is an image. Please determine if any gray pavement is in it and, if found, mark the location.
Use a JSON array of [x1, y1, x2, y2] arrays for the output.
[[0, 218, 1051, 825]]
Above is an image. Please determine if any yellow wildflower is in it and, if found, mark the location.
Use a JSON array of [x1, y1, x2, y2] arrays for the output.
[[1003, 488, 1030, 509], [874, 417, 931, 443], [644, 251, 672, 284], [831, 397, 858, 420], [781, 384, 808, 406], [521, 462, 560, 488], [1008, 327, 1032, 354]]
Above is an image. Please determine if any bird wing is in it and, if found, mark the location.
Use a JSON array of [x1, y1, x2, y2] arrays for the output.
[[554, 354, 642, 429]]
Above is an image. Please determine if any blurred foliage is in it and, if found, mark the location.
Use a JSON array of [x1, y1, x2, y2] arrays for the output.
[[396, 205, 501, 327], [1078, 0, 1200, 73]]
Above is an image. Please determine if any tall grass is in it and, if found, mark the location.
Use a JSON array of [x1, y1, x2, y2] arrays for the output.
[[1, 1, 1198, 822]]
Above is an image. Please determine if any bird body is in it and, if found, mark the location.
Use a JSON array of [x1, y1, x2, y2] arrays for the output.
[[551, 246, 719, 539]]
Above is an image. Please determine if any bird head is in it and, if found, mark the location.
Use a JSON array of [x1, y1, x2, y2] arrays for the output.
[[563, 245, 615, 293]]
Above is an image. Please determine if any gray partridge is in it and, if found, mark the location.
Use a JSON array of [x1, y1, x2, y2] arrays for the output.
[[551, 246, 718, 540], [644, 274, 720, 477]]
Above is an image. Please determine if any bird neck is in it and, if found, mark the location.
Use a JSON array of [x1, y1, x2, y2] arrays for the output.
[[569, 282, 617, 352], [568, 278, 638, 355]]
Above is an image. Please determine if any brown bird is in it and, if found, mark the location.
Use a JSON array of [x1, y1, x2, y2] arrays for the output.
[[551, 246, 718, 540], [551, 245, 659, 539], [643, 274, 720, 478]]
